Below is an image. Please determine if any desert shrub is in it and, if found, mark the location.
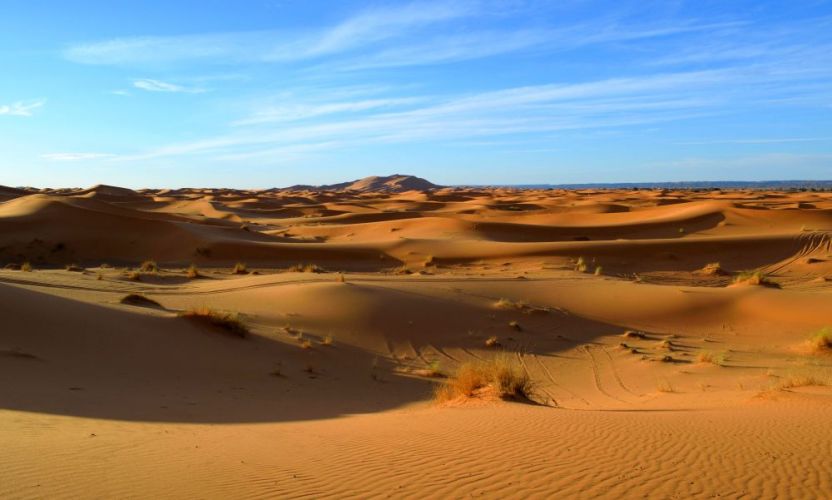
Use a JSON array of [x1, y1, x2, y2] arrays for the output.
[[594, 265, 603, 276], [656, 379, 674, 393], [697, 350, 727, 366], [495, 298, 527, 311], [575, 256, 588, 272], [21, 262, 32, 272], [808, 327, 832, 353], [288, 263, 325, 273], [140, 260, 158, 273], [733, 270, 779, 288], [699, 262, 727, 276], [232, 262, 248, 275], [186, 264, 201, 279], [434, 354, 534, 402], [182, 307, 248, 338], [775, 370, 831, 390]]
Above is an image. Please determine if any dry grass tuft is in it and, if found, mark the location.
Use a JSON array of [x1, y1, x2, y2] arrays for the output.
[[594, 265, 603, 276], [321, 334, 334, 347], [21, 262, 32, 272], [656, 339, 674, 350], [733, 270, 779, 288], [186, 264, 201, 279], [288, 263, 326, 273], [656, 379, 675, 392], [774, 370, 832, 390], [575, 256, 588, 273], [140, 260, 158, 273], [807, 327, 832, 353], [699, 262, 728, 276], [485, 335, 500, 348], [697, 350, 727, 366], [232, 262, 249, 275], [434, 354, 534, 403], [182, 307, 248, 338]]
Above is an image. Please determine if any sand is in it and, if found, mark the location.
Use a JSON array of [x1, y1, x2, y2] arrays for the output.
[[2, 183, 832, 498]]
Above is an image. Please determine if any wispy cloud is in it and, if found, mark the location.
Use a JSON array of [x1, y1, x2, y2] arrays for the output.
[[0, 99, 45, 117], [232, 97, 424, 126], [62, 2, 738, 71], [42, 152, 117, 161], [132, 79, 206, 93], [63, 1, 475, 67]]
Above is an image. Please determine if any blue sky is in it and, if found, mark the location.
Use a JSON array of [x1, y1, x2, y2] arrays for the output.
[[1, 0, 831, 188]]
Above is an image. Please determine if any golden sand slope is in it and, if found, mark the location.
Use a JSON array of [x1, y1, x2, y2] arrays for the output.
[[1, 186, 832, 498]]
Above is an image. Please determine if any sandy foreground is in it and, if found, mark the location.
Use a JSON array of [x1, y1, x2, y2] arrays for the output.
[[1, 184, 832, 498]]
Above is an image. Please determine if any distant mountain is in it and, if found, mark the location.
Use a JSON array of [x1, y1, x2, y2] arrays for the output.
[[285, 174, 440, 193]]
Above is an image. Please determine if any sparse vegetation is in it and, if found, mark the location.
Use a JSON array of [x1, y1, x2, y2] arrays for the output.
[[186, 264, 201, 279], [495, 298, 527, 311], [656, 379, 675, 392], [126, 270, 141, 281], [434, 354, 534, 402], [21, 262, 32, 272], [232, 262, 248, 275], [774, 370, 831, 390], [733, 270, 779, 288], [321, 334, 334, 346], [807, 327, 832, 353], [699, 262, 728, 276], [575, 256, 588, 273], [288, 263, 325, 273], [485, 335, 500, 348], [182, 307, 248, 338], [656, 339, 674, 351], [697, 350, 727, 366], [594, 265, 603, 276]]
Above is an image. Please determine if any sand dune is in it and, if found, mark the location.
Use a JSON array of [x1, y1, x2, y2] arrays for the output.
[[2, 182, 832, 497]]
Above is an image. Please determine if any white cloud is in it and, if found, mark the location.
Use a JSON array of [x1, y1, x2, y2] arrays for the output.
[[0, 100, 45, 117], [42, 152, 116, 161], [132, 79, 205, 93]]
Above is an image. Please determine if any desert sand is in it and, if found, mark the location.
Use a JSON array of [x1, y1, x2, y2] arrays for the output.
[[2, 177, 832, 498]]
